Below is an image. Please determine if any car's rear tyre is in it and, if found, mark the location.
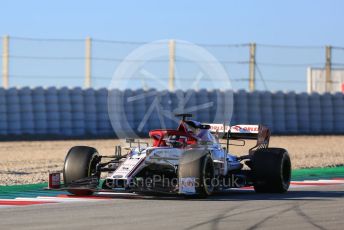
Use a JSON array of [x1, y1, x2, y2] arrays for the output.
[[252, 148, 291, 193], [63, 146, 100, 195]]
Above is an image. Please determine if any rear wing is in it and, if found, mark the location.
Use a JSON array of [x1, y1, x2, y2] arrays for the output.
[[207, 123, 270, 151]]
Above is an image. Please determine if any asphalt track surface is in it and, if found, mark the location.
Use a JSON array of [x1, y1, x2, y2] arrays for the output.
[[1, 184, 343, 230]]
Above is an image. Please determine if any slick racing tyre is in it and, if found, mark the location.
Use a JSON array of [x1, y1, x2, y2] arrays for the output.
[[199, 154, 215, 197], [179, 150, 215, 198], [252, 148, 291, 193], [63, 146, 100, 195]]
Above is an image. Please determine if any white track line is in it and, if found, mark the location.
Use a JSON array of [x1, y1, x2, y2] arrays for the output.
[[317, 179, 344, 183], [36, 196, 104, 202], [14, 197, 90, 203]]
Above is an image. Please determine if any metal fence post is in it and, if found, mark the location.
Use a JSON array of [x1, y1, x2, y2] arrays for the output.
[[85, 36, 92, 88], [2, 35, 9, 88], [249, 43, 256, 92], [168, 39, 176, 91], [325, 45, 332, 92]]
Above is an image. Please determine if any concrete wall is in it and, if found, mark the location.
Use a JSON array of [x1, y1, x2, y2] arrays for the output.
[[0, 87, 343, 137]]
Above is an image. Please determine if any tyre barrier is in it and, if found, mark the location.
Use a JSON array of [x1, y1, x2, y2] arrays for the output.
[[145, 89, 162, 132], [84, 88, 97, 134], [108, 89, 126, 136], [321, 93, 334, 133], [197, 89, 210, 123], [272, 91, 286, 133], [0, 87, 343, 137], [309, 93, 322, 133], [223, 90, 234, 124], [160, 90, 174, 129], [208, 90, 217, 122], [71, 87, 85, 136], [32, 87, 47, 134], [233, 90, 248, 124], [6, 88, 21, 135], [46, 87, 60, 134], [248, 91, 261, 124], [123, 89, 135, 132], [185, 89, 198, 121], [296, 93, 310, 133], [0, 88, 7, 135], [285, 92, 298, 133], [96, 88, 112, 135], [19, 87, 34, 134], [58, 87, 72, 136], [333, 93, 344, 132], [260, 91, 274, 132]]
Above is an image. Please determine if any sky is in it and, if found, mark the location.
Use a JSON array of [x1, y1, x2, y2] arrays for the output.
[[1, 0, 343, 45], [0, 0, 343, 91]]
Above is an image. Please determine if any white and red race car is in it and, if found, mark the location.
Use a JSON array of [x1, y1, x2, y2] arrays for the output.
[[52, 114, 291, 197]]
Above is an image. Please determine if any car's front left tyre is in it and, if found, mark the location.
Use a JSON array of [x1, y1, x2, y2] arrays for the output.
[[63, 146, 100, 195], [178, 150, 215, 198]]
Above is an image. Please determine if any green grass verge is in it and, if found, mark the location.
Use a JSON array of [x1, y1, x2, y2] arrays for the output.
[[0, 183, 48, 193], [0, 182, 67, 199], [292, 166, 344, 180]]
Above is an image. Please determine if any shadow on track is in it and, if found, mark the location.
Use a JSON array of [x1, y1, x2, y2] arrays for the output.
[[87, 186, 344, 202], [205, 189, 344, 201]]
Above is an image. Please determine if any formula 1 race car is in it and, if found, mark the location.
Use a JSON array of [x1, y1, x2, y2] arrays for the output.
[[53, 114, 291, 197]]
